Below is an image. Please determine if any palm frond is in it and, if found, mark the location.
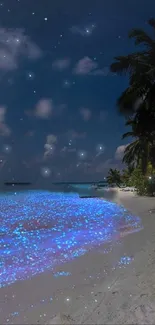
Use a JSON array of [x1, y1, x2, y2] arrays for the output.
[[125, 119, 136, 126], [123, 140, 140, 165], [122, 132, 135, 139], [123, 139, 150, 175], [110, 54, 139, 75], [117, 87, 138, 115], [129, 29, 154, 47]]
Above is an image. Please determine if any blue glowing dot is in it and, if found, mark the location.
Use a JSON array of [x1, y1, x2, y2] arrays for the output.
[[53, 271, 71, 277], [118, 256, 134, 267]]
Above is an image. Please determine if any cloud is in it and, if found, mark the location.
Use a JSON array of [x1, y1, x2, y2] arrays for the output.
[[26, 100, 66, 119], [44, 134, 57, 158], [0, 28, 42, 71], [52, 58, 70, 71], [47, 134, 57, 144], [0, 106, 6, 121], [115, 144, 129, 160], [0, 123, 11, 136], [67, 129, 87, 139], [0, 50, 17, 70], [95, 144, 128, 174], [34, 99, 53, 119], [25, 130, 35, 137], [0, 106, 11, 136], [80, 108, 91, 121], [96, 159, 119, 173], [73, 57, 97, 75], [73, 58, 116, 77], [91, 67, 110, 76]]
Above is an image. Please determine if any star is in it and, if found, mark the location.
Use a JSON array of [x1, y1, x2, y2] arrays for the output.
[[96, 144, 104, 152], [28, 72, 34, 80], [78, 150, 87, 159], [41, 167, 51, 177], [3, 144, 11, 154], [84, 24, 96, 36], [86, 28, 90, 34], [63, 80, 70, 88]]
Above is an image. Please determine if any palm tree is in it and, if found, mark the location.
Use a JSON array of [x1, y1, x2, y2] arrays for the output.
[[110, 18, 155, 117], [123, 140, 150, 174], [107, 168, 122, 187], [110, 20, 155, 170], [122, 116, 152, 174]]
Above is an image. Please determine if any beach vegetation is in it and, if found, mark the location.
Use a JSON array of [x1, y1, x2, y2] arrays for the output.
[[109, 18, 155, 196], [107, 168, 122, 187]]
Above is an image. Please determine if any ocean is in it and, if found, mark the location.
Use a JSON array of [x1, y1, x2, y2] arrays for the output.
[[1, 180, 108, 197]]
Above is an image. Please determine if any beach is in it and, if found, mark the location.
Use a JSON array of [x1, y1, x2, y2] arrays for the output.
[[1, 190, 155, 324]]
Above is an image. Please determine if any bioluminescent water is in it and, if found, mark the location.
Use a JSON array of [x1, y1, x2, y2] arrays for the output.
[[0, 190, 142, 287]]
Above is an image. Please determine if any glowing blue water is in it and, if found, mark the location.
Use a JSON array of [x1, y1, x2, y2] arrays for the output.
[[0, 190, 142, 287]]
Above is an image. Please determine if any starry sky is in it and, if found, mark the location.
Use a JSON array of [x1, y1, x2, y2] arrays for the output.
[[0, 0, 154, 184]]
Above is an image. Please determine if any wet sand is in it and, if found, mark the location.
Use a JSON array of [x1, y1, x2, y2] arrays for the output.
[[1, 190, 155, 324], [49, 191, 155, 324]]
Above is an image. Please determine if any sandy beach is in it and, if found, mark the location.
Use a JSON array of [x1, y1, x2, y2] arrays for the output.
[[1, 190, 155, 324]]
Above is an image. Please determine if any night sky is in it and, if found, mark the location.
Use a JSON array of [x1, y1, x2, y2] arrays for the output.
[[0, 0, 154, 184]]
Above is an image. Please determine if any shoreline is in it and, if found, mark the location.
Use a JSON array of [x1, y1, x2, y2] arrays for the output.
[[1, 190, 155, 324]]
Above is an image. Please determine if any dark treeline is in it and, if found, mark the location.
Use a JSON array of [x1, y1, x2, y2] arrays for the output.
[[107, 19, 155, 196]]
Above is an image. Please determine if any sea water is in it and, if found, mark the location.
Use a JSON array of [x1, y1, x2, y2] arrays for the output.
[[0, 190, 142, 288]]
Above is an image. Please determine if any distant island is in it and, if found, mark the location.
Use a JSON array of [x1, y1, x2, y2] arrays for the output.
[[52, 180, 106, 185], [4, 182, 32, 186]]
